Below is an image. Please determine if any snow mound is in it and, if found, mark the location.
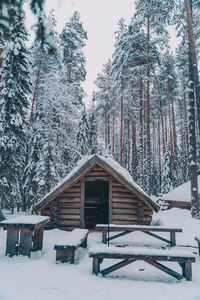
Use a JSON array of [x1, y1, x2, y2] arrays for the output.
[[162, 176, 200, 202]]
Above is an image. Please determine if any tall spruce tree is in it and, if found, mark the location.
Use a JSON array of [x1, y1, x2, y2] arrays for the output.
[[60, 11, 87, 107], [0, 8, 32, 208]]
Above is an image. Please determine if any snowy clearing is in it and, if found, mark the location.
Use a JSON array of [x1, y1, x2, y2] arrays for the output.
[[0, 208, 200, 300]]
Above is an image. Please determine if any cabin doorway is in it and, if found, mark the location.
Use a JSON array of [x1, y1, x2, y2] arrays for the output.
[[84, 181, 109, 229]]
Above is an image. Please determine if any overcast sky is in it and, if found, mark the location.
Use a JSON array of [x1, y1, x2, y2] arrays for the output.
[[26, 0, 135, 102]]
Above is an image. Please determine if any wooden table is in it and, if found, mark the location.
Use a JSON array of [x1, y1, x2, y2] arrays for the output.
[[96, 224, 183, 247], [0, 215, 49, 257], [89, 245, 195, 281]]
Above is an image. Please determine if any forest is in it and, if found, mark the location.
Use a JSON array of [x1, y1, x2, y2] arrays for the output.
[[0, 0, 200, 217]]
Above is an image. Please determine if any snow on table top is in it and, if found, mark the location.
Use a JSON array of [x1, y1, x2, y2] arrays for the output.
[[89, 245, 195, 258], [96, 224, 182, 231], [56, 229, 88, 246], [162, 175, 200, 202], [0, 215, 49, 225]]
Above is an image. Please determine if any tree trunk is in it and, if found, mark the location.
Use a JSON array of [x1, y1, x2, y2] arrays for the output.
[[158, 121, 162, 193], [112, 116, 115, 156], [185, 0, 200, 137], [132, 81, 137, 179], [120, 77, 124, 165], [139, 46, 144, 187], [107, 102, 110, 151], [0, 47, 3, 82], [167, 76, 174, 170], [127, 119, 130, 171], [160, 100, 166, 155], [188, 51, 199, 217], [183, 83, 189, 156], [105, 100, 108, 149], [30, 59, 42, 123], [171, 98, 177, 158], [146, 16, 151, 195]]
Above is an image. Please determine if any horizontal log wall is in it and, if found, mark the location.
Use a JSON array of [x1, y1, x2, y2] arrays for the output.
[[167, 201, 191, 210], [111, 180, 153, 225], [57, 181, 81, 229], [41, 182, 81, 230]]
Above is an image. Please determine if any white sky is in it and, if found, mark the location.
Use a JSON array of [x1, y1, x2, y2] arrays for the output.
[[26, 0, 135, 102]]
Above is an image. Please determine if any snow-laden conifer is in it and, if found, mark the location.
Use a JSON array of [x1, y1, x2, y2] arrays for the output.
[[0, 8, 32, 208]]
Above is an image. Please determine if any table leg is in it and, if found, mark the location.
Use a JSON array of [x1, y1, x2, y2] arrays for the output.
[[182, 262, 192, 281], [32, 227, 44, 251], [6, 228, 19, 257], [19, 228, 32, 257], [92, 257, 100, 275], [170, 232, 176, 246], [102, 231, 107, 244]]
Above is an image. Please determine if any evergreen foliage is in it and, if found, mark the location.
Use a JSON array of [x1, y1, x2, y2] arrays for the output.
[[0, 8, 32, 208]]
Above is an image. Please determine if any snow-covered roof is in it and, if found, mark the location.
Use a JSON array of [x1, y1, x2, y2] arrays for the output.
[[162, 175, 200, 202], [34, 154, 159, 212]]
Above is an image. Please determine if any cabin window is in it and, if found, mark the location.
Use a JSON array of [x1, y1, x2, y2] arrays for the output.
[[84, 181, 109, 229]]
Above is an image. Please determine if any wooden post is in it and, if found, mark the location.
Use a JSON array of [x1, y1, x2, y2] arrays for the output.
[[80, 180, 85, 228], [170, 231, 176, 247], [102, 231, 107, 244], [6, 228, 19, 257], [184, 262, 192, 281], [19, 228, 33, 257], [32, 227, 44, 251], [92, 257, 100, 275], [109, 179, 112, 223]]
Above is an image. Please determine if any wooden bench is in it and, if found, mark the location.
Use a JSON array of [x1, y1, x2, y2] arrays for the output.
[[195, 236, 200, 255], [54, 229, 89, 263], [89, 246, 195, 281]]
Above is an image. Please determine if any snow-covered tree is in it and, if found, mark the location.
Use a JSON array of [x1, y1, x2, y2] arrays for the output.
[[161, 144, 173, 194], [60, 11, 87, 107], [25, 11, 73, 208], [0, 8, 32, 208], [76, 105, 90, 160]]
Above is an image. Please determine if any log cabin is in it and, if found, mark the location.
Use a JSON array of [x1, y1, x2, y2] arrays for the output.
[[34, 155, 160, 230], [160, 176, 200, 210]]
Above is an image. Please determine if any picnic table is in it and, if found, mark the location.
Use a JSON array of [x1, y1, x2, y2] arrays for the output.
[[96, 224, 183, 247], [0, 215, 49, 257], [89, 245, 195, 281]]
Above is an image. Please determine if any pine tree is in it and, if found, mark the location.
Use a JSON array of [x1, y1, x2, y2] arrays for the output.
[[88, 96, 98, 154], [60, 11, 87, 107], [76, 105, 90, 160], [0, 8, 32, 208], [161, 144, 173, 194]]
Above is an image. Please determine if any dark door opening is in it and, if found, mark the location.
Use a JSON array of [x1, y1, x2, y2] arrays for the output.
[[84, 181, 109, 229]]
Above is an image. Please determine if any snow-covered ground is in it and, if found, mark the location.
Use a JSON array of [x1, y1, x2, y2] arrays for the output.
[[0, 208, 200, 300]]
